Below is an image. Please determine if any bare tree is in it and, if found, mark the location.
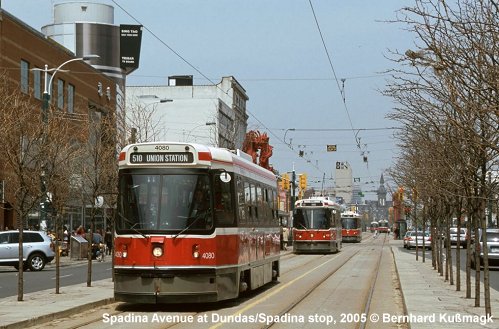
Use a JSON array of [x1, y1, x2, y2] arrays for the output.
[[0, 72, 48, 301], [75, 108, 117, 287], [385, 0, 498, 315]]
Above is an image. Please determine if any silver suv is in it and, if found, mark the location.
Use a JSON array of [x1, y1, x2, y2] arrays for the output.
[[446, 227, 467, 248], [0, 230, 55, 271], [471, 229, 499, 269]]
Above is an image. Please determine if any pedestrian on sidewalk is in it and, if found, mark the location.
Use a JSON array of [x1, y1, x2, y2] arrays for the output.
[[104, 227, 113, 255]]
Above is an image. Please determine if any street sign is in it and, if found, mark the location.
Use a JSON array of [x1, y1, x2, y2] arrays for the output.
[[327, 145, 337, 152]]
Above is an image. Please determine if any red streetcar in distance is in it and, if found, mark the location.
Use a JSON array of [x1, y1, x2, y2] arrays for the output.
[[292, 197, 342, 254], [370, 221, 379, 233], [341, 211, 362, 243], [113, 142, 280, 304], [377, 219, 390, 233]]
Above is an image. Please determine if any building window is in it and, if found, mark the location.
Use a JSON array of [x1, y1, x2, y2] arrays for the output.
[[33, 69, 41, 99], [67, 84, 75, 113], [20, 60, 29, 94], [57, 79, 64, 109]]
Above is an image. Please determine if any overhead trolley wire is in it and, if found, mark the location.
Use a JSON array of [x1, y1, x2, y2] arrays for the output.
[[308, 0, 360, 149], [111, 0, 323, 174]]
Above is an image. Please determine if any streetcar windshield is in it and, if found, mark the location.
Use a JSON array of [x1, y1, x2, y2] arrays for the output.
[[341, 217, 359, 229], [293, 209, 331, 229], [117, 172, 213, 232]]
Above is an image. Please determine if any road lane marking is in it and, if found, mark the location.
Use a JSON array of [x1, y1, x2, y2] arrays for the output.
[[209, 255, 343, 329], [51, 274, 73, 279]]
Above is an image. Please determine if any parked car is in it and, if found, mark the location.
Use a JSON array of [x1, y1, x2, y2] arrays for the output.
[[0, 230, 55, 271], [406, 231, 432, 249], [444, 227, 467, 248], [403, 231, 413, 249], [471, 229, 499, 269]]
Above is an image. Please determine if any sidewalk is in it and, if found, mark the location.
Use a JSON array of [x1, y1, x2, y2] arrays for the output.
[[391, 239, 498, 328], [0, 241, 498, 328], [0, 257, 114, 329]]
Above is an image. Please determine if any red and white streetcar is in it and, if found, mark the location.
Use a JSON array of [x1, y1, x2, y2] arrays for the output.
[[292, 197, 342, 254], [377, 219, 390, 233], [341, 210, 362, 243], [113, 142, 280, 304]]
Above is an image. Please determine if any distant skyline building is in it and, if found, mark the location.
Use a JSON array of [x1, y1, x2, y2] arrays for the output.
[[335, 161, 353, 204]]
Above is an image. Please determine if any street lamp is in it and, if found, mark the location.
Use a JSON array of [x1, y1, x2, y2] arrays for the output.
[[34, 54, 99, 227], [284, 128, 295, 148], [35, 54, 100, 123], [185, 122, 216, 143], [129, 98, 173, 143], [143, 98, 173, 108]]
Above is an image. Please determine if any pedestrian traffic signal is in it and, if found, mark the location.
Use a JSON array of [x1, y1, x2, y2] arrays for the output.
[[299, 173, 307, 190]]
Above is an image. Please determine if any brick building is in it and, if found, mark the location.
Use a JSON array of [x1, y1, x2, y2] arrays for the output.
[[0, 8, 117, 230]]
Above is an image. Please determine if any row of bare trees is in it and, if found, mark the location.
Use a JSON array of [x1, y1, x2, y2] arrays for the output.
[[385, 0, 498, 316], [0, 71, 118, 300]]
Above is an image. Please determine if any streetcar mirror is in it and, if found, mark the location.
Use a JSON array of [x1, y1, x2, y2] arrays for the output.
[[219, 172, 231, 183]]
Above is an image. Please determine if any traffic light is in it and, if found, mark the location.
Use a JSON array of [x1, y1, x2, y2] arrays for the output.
[[398, 186, 404, 202], [282, 173, 290, 190], [299, 173, 307, 190]]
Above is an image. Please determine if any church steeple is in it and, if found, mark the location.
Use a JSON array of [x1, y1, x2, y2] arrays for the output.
[[377, 174, 387, 207]]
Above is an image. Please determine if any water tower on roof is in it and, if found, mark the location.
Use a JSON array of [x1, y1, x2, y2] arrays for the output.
[[41, 1, 142, 85]]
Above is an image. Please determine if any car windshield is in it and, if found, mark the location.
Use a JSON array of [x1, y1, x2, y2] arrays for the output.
[[450, 228, 465, 234], [293, 208, 331, 229], [411, 232, 429, 237], [341, 217, 359, 229], [117, 172, 213, 232]]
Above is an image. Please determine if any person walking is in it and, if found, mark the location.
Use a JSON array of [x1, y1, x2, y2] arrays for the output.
[[282, 226, 289, 250], [104, 227, 113, 256]]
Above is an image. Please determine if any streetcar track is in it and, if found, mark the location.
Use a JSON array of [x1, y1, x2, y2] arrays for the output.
[[26, 235, 382, 329], [262, 248, 362, 329], [359, 233, 387, 329], [263, 234, 388, 329]]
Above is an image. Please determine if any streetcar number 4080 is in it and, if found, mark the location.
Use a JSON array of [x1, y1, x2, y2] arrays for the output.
[[201, 252, 215, 259]]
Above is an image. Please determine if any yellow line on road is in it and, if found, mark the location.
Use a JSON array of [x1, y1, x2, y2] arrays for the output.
[[209, 255, 340, 329]]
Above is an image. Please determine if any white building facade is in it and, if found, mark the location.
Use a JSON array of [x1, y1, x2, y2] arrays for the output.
[[335, 161, 353, 204], [126, 76, 249, 149]]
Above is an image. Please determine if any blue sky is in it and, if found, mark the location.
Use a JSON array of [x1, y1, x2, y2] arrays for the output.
[[2, 0, 414, 199]]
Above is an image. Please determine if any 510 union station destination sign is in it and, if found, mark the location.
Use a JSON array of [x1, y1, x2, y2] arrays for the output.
[[130, 152, 194, 164]]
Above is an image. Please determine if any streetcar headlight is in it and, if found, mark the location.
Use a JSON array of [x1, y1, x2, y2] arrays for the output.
[[152, 246, 163, 257], [122, 244, 128, 258], [310, 234, 314, 238], [192, 244, 200, 259]]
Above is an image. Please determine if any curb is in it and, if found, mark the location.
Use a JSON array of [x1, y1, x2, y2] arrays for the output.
[[390, 245, 411, 329], [0, 298, 115, 329]]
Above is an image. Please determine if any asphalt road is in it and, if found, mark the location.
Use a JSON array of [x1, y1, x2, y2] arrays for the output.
[[0, 259, 113, 298]]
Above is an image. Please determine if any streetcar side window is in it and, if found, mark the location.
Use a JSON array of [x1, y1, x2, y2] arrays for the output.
[[236, 176, 247, 224], [255, 185, 262, 221], [244, 182, 253, 220], [263, 188, 271, 223], [272, 189, 278, 220], [214, 174, 235, 226]]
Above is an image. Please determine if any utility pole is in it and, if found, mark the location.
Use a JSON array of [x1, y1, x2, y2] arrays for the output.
[[291, 167, 296, 211]]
